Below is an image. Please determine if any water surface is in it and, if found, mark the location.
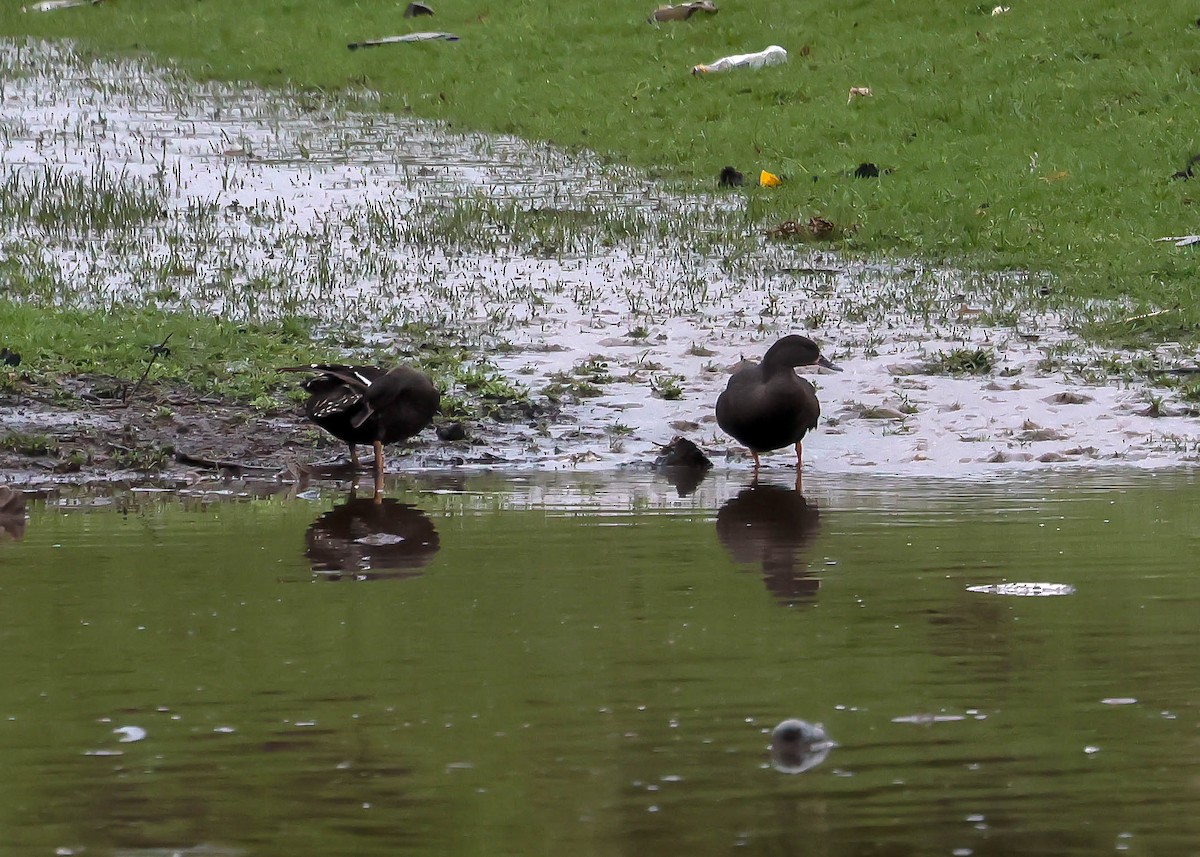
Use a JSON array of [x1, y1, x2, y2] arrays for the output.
[[1, 468, 1198, 855]]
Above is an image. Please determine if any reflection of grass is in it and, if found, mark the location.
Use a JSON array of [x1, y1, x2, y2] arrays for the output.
[[7, 2, 1200, 344], [1180, 387, 1200, 408], [928, 348, 995, 376], [572, 358, 613, 385], [367, 195, 755, 258], [0, 167, 165, 235], [542, 378, 604, 402], [650, 373, 685, 400], [0, 431, 58, 456], [110, 444, 174, 471]]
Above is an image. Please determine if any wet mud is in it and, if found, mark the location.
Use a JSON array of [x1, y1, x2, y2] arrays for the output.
[[0, 372, 553, 485]]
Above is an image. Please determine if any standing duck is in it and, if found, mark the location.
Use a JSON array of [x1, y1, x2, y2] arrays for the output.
[[279, 364, 440, 483], [716, 335, 839, 470]]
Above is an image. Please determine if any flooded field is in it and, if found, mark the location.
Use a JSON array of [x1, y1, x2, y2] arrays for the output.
[[3, 38, 1200, 853], [0, 469, 1199, 855], [4, 38, 1200, 478]]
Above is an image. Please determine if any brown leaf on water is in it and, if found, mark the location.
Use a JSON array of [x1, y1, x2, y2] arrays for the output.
[[765, 216, 853, 242], [766, 219, 804, 238]]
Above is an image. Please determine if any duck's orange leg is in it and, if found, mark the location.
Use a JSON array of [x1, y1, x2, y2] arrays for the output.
[[752, 450, 761, 471], [794, 441, 804, 467], [373, 440, 385, 488]]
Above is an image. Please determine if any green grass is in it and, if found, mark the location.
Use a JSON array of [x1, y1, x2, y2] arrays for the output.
[[0, 302, 332, 401]]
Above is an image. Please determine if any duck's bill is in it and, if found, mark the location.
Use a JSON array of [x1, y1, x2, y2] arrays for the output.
[[818, 356, 842, 372]]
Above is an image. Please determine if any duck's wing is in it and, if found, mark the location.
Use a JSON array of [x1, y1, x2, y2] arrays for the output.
[[352, 368, 440, 432], [312, 386, 366, 420], [279, 365, 386, 422], [349, 369, 409, 429], [796, 376, 820, 429]]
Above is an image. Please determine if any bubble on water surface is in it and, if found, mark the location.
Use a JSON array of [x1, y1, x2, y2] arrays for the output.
[[769, 719, 836, 774], [113, 725, 146, 742]]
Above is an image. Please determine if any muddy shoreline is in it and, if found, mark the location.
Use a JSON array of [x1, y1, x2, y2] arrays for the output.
[[0, 374, 489, 487]]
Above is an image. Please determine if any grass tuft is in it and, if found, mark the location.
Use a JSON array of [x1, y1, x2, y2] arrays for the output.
[[0, 166, 166, 235], [928, 348, 996, 376]]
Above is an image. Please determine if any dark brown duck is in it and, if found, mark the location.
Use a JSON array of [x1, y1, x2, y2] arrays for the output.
[[279, 364, 440, 482], [715, 335, 839, 469]]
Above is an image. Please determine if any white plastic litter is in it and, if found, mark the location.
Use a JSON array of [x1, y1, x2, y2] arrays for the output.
[[347, 32, 459, 50], [23, 0, 100, 11], [692, 45, 787, 75], [1156, 235, 1200, 247]]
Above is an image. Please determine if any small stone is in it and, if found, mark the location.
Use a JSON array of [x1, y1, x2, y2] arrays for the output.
[[436, 422, 467, 442]]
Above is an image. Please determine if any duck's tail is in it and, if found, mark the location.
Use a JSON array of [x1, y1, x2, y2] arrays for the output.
[[277, 363, 354, 375], [278, 364, 375, 390]]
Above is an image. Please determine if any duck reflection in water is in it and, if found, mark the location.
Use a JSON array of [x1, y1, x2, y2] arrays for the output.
[[306, 495, 440, 581], [0, 486, 27, 542], [715, 480, 823, 606]]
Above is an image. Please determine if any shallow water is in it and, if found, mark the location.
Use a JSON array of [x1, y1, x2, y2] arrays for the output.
[[1, 469, 1198, 856]]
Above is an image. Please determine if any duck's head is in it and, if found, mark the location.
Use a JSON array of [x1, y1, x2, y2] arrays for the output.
[[764, 335, 841, 372]]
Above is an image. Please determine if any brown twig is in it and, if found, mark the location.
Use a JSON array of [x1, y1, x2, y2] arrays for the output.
[[174, 450, 280, 473], [124, 332, 174, 405]]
